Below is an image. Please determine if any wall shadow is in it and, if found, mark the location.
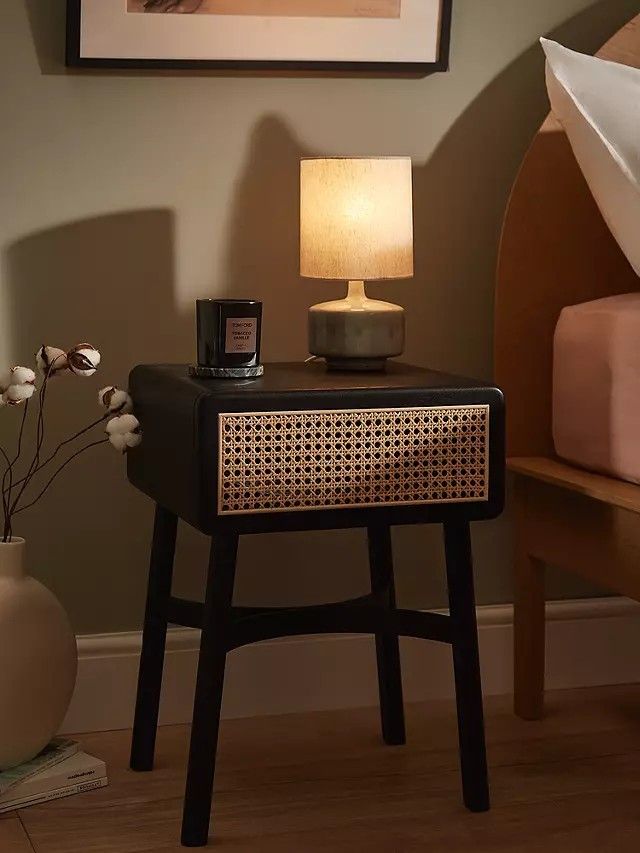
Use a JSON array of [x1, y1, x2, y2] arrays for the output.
[[222, 115, 314, 362], [5, 209, 190, 370], [24, 0, 67, 76], [2, 209, 203, 631]]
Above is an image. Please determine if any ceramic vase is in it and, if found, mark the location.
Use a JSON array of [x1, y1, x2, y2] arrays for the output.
[[0, 538, 77, 769]]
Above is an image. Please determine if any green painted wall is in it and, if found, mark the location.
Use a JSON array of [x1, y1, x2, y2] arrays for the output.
[[1, 0, 637, 633]]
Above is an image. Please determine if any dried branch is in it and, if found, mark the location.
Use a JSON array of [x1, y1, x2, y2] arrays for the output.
[[8, 363, 55, 516], [2, 412, 109, 498], [13, 438, 109, 517], [0, 445, 11, 541], [2, 399, 30, 516]]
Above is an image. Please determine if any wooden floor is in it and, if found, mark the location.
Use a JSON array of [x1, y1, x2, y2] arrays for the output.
[[4, 684, 640, 852]]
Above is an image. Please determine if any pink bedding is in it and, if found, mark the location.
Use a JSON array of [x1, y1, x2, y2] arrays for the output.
[[553, 293, 640, 483]]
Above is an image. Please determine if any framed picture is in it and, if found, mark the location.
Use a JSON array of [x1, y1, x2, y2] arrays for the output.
[[66, 1, 452, 73]]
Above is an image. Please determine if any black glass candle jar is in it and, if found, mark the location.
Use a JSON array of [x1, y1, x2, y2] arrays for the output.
[[191, 299, 263, 379]]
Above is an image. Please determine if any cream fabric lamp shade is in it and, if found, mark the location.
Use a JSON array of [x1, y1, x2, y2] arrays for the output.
[[300, 157, 414, 281]]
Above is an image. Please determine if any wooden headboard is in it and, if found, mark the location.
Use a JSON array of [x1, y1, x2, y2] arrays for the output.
[[495, 16, 640, 459]]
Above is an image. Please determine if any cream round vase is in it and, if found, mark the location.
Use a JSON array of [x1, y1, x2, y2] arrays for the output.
[[0, 538, 77, 769]]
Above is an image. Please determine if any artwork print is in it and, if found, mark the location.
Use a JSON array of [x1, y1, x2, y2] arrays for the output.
[[68, 0, 451, 72]]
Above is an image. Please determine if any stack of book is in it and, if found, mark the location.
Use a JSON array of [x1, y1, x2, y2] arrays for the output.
[[0, 739, 108, 813]]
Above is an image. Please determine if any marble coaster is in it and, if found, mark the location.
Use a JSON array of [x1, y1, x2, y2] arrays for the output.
[[188, 364, 264, 380]]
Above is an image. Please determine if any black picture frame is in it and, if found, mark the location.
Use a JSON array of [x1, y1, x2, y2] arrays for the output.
[[65, 0, 452, 73]]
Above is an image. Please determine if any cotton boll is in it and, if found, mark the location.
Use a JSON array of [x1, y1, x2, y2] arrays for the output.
[[106, 418, 121, 436], [105, 417, 122, 436], [106, 413, 139, 435], [98, 386, 116, 408], [110, 390, 133, 414], [106, 413, 141, 453], [36, 346, 68, 375], [107, 427, 141, 453], [122, 413, 140, 433], [9, 384, 35, 402], [124, 430, 142, 449], [4, 383, 35, 404], [67, 343, 101, 377], [107, 431, 128, 453], [1, 366, 36, 397], [99, 386, 133, 414], [2, 366, 37, 404], [10, 366, 36, 386]]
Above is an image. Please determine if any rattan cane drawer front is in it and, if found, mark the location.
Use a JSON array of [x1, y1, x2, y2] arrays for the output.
[[217, 405, 489, 516]]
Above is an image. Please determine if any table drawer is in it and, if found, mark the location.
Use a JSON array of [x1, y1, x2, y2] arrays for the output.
[[218, 405, 489, 515]]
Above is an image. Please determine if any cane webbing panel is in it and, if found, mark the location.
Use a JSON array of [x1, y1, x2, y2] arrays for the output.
[[218, 405, 489, 515]]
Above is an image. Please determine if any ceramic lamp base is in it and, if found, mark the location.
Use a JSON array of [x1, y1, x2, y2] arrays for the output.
[[308, 281, 405, 372], [324, 356, 389, 372]]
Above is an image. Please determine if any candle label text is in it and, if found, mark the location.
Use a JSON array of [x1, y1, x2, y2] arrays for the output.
[[225, 318, 257, 354]]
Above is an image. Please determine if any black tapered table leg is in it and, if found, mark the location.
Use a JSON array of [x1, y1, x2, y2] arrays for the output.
[[130, 504, 178, 772], [181, 530, 238, 847], [443, 519, 490, 812], [367, 524, 406, 746]]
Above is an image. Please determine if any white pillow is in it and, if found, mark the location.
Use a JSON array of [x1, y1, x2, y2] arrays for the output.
[[541, 38, 640, 276]]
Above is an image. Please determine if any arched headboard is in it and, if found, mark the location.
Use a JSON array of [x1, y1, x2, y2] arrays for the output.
[[495, 16, 640, 460]]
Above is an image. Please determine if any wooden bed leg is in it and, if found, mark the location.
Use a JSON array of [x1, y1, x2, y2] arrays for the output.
[[513, 482, 546, 721]]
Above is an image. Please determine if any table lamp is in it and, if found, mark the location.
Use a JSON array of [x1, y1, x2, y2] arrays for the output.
[[300, 156, 414, 371]]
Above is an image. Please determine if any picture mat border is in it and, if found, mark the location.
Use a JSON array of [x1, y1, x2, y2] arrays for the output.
[[66, 0, 453, 73]]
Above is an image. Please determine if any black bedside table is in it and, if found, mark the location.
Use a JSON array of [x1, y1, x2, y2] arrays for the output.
[[127, 362, 505, 847]]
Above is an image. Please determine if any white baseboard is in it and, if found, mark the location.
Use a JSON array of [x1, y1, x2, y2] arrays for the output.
[[60, 596, 640, 735]]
